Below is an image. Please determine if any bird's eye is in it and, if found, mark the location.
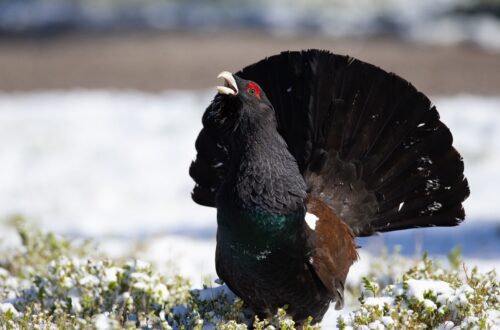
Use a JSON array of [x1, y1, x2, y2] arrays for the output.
[[245, 82, 261, 98]]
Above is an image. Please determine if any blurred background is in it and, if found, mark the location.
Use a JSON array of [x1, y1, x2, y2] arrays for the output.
[[1, 0, 500, 93], [0, 0, 499, 324]]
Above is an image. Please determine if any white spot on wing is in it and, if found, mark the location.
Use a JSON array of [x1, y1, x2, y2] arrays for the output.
[[398, 202, 405, 212], [256, 250, 271, 260], [305, 212, 319, 230]]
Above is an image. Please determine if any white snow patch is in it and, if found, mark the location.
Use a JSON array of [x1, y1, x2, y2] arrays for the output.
[[193, 284, 236, 302], [93, 313, 113, 330], [103, 267, 121, 284], [437, 321, 455, 330], [423, 299, 437, 310], [404, 279, 453, 301], [364, 297, 394, 307], [80, 275, 100, 287], [0, 90, 215, 237], [0, 303, 19, 318], [381, 316, 394, 326]]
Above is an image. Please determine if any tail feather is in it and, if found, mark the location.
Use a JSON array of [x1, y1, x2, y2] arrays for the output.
[[191, 49, 470, 236], [369, 123, 451, 192], [236, 49, 469, 236], [361, 96, 436, 179]]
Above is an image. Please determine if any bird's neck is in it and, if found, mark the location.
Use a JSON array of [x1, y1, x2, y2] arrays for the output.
[[215, 117, 307, 254], [219, 117, 306, 215]]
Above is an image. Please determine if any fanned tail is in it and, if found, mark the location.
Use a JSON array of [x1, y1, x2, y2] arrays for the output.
[[237, 50, 469, 236]]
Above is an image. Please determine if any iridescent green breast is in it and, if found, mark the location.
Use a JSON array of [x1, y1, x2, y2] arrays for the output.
[[217, 205, 304, 262]]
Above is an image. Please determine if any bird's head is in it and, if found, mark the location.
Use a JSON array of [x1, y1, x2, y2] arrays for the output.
[[213, 71, 275, 134]]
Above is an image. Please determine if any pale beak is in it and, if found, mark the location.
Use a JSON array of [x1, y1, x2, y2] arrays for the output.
[[216, 71, 238, 95]]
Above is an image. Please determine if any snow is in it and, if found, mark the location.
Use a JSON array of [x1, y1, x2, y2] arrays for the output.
[[423, 298, 437, 310], [404, 279, 453, 301], [437, 321, 455, 330], [0, 90, 214, 237], [193, 285, 235, 302], [154, 283, 169, 301], [93, 313, 113, 330], [438, 96, 500, 221], [0, 303, 19, 318], [80, 274, 100, 287], [364, 297, 394, 307], [103, 267, 121, 284], [381, 316, 394, 326]]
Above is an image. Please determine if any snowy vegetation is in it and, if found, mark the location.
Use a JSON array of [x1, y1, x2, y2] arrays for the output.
[[0, 217, 498, 329], [339, 251, 499, 329]]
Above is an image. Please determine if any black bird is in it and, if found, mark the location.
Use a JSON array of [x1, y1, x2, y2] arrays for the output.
[[189, 50, 470, 324]]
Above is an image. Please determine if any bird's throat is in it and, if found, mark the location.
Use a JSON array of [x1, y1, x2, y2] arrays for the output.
[[215, 113, 307, 259]]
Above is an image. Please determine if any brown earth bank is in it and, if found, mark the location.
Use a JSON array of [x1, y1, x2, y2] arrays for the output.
[[0, 31, 499, 95]]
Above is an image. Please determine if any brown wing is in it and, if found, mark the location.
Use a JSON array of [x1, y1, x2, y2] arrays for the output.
[[305, 196, 358, 309]]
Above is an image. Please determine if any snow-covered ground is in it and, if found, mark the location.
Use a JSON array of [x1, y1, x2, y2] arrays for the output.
[[0, 90, 498, 327]]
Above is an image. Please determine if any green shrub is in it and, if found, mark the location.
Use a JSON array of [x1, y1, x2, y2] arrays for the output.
[[339, 252, 499, 329], [0, 218, 498, 329]]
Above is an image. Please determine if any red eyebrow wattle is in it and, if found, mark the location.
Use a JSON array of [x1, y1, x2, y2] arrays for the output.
[[246, 82, 261, 98]]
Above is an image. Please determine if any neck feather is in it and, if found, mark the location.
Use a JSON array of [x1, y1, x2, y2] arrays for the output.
[[218, 115, 307, 215]]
